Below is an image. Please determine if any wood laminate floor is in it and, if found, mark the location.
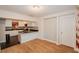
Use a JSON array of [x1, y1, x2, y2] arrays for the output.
[[1, 39, 77, 53]]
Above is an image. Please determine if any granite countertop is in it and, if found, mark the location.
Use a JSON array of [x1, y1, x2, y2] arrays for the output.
[[19, 30, 38, 34]]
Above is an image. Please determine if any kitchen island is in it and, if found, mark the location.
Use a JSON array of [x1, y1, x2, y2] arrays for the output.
[[19, 31, 39, 44]]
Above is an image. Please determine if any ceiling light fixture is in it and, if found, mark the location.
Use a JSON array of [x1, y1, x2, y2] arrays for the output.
[[33, 5, 40, 8]]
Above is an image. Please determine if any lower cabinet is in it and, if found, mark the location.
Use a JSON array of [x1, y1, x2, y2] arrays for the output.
[[19, 32, 38, 43], [1, 35, 20, 49]]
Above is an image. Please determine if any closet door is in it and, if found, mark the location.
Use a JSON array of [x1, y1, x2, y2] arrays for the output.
[[43, 17, 57, 42], [59, 14, 76, 47]]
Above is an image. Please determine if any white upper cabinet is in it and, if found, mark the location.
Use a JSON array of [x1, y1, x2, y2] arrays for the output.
[[5, 19, 12, 27], [5, 19, 38, 27]]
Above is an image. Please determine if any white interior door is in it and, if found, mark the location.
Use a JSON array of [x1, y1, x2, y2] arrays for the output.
[[43, 17, 57, 42], [59, 14, 76, 47]]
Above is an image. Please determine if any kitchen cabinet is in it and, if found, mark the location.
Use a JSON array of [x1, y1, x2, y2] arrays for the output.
[[6, 30, 19, 36], [5, 18, 38, 27], [19, 21, 27, 27], [19, 32, 38, 43], [5, 19, 12, 27]]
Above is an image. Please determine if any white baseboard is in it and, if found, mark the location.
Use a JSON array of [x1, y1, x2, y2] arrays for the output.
[[39, 38, 61, 45], [56, 42, 61, 45]]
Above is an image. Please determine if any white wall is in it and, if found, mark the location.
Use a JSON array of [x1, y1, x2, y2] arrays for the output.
[[43, 10, 75, 18], [0, 9, 36, 21], [35, 18, 44, 38], [0, 19, 6, 43]]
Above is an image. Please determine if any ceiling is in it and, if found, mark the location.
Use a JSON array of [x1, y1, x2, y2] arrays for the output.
[[0, 5, 75, 17]]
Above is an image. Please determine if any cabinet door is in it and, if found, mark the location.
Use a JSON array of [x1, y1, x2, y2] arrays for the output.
[[5, 19, 12, 27]]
